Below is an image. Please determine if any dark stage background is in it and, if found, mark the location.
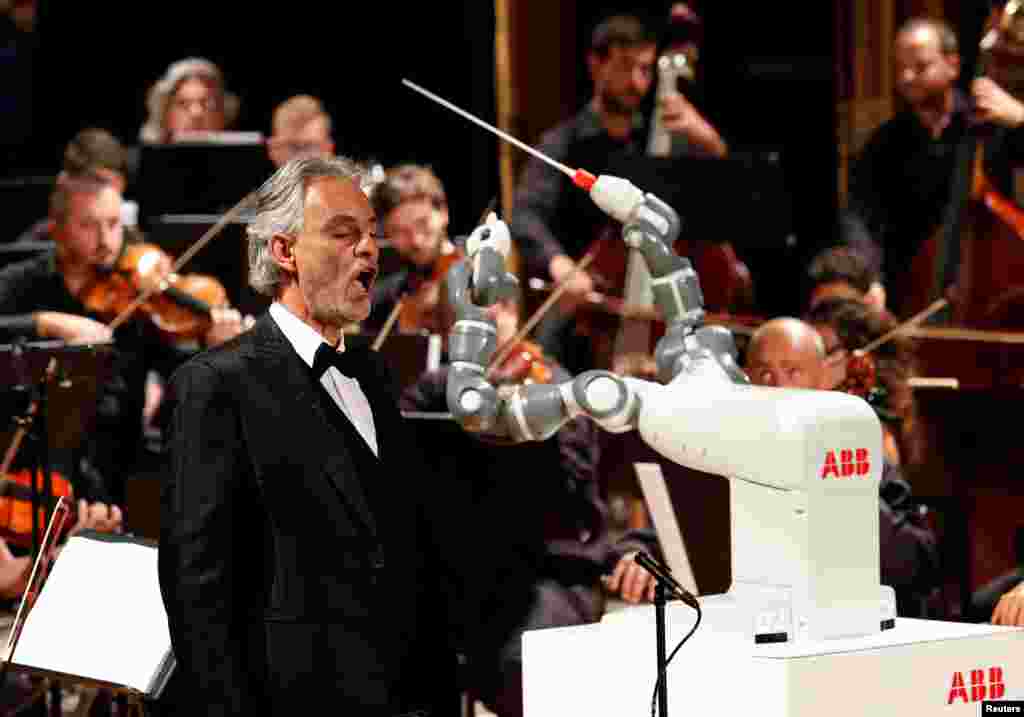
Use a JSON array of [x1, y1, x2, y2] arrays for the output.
[[4, 1, 835, 317]]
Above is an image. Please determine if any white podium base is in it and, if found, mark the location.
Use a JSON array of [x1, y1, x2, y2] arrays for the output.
[[522, 597, 1024, 716]]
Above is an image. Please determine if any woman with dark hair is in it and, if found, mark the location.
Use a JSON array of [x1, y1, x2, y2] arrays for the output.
[[804, 297, 943, 618], [805, 296, 920, 466]]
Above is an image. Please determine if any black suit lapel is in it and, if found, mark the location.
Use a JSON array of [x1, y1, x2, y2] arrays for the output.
[[246, 315, 379, 539]]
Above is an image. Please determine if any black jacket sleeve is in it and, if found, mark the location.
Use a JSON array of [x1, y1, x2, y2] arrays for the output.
[[159, 358, 259, 715]]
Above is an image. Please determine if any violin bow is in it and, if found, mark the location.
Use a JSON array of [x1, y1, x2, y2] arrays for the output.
[[371, 302, 404, 351], [106, 192, 256, 331], [4, 494, 71, 668], [372, 197, 498, 352], [859, 298, 949, 355], [486, 247, 597, 378]]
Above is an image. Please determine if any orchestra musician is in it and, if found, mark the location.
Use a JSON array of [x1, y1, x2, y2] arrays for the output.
[[266, 95, 335, 169], [0, 171, 246, 507], [14, 127, 137, 245], [845, 16, 1024, 320], [804, 297, 920, 467], [508, 11, 729, 376], [159, 156, 465, 716], [365, 163, 457, 335], [139, 57, 240, 145], [399, 282, 660, 717]]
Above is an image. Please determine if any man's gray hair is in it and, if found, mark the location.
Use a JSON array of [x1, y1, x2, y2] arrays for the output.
[[247, 156, 376, 297], [139, 57, 239, 144]]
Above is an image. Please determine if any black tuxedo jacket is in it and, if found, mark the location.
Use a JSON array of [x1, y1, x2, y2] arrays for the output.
[[158, 314, 457, 716]]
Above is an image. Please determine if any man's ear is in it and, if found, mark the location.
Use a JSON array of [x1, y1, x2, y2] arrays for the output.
[[269, 233, 297, 275], [267, 137, 284, 168]]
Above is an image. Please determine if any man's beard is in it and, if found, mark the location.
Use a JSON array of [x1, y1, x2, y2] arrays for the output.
[[307, 286, 368, 329], [601, 89, 642, 118], [903, 84, 949, 114]]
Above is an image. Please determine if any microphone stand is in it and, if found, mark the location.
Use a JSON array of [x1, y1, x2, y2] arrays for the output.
[[634, 551, 700, 717], [653, 581, 669, 717]]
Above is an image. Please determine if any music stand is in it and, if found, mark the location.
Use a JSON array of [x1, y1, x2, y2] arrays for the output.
[[0, 341, 115, 558], [134, 141, 274, 225]]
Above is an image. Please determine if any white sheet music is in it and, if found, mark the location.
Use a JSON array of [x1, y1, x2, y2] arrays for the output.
[[634, 462, 699, 595], [8, 535, 171, 694]]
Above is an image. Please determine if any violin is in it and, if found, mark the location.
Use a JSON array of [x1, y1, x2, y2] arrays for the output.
[[488, 339, 554, 385], [79, 242, 231, 344], [0, 358, 115, 550], [397, 242, 465, 334], [834, 349, 877, 400], [0, 468, 75, 549]]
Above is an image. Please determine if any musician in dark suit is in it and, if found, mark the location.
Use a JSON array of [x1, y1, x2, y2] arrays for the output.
[[158, 156, 459, 716], [509, 12, 727, 375], [846, 17, 1024, 319]]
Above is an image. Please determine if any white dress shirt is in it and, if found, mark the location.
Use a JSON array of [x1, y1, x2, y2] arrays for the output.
[[269, 302, 378, 457]]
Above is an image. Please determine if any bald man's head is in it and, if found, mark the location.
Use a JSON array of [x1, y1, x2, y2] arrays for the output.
[[745, 317, 826, 389]]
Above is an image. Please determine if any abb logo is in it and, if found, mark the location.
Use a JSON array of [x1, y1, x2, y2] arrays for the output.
[[820, 449, 870, 479], [947, 667, 1005, 704]]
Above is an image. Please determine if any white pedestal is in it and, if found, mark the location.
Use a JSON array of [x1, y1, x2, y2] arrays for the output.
[[522, 599, 1024, 716]]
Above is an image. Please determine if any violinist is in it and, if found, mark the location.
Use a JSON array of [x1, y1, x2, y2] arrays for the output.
[[509, 10, 728, 375], [0, 500, 123, 600], [266, 94, 335, 169], [400, 283, 661, 717], [365, 163, 457, 335], [745, 316, 942, 618], [0, 171, 246, 505], [139, 57, 240, 145], [846, 16, 1024, 320], [804, 297, 920, 467], [15, 127, 136, 245]]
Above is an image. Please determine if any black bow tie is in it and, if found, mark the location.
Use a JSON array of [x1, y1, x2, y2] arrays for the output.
[[313, 342, 360, 379]]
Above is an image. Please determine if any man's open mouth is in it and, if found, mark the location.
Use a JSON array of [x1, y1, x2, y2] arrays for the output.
[[355, 268, 377, 291]]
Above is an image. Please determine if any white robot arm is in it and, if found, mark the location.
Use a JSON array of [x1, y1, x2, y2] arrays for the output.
[[445, 184, 888, 643]]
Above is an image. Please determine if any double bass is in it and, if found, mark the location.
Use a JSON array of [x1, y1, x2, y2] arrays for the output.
[[902, 2, 1024, 328], [577, 10, 755, 373]]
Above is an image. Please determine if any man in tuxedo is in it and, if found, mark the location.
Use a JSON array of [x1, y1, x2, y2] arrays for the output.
[[159, 156, 460, 716]]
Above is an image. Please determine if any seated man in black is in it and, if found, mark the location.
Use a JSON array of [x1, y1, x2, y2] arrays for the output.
[[400, 285, 658, 717], [0, 172, 245, 506]]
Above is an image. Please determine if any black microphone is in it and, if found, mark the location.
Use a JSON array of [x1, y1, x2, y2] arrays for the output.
[[634, 551, 700, 610]]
